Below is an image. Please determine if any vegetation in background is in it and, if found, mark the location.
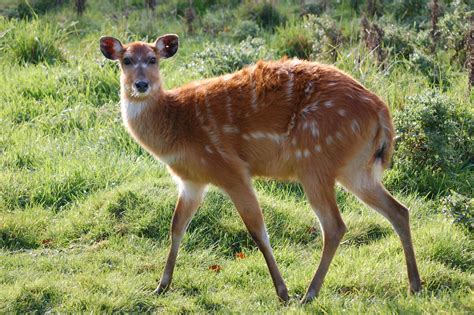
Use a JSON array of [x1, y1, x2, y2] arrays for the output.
[[390, 91, 473, 195], [1, 18, 66, 65], [185, 37, 275, 76], [0, 0, 472, 313]]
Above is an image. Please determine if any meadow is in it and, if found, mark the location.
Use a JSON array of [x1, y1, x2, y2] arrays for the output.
[[0, 0, 472, 313]]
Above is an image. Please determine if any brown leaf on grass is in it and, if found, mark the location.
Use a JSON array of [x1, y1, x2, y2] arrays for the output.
[[306, 226, 317, 234], [235, 252, 246, 260], [41, 239, 53, 246], [208, 264, 223, 272]]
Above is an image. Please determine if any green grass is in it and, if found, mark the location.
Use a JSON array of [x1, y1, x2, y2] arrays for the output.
[[0, 1, 473, 313]]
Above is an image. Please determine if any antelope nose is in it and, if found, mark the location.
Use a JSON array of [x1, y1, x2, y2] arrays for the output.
[[135, 81, 149, 93]]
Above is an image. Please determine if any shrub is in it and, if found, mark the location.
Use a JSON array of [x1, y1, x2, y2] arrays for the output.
[[440, 191, 473, 232], [380, 22, 415, 59], [274, 15, 343, 61], [299, 1, 327, 16], [306, 14, 343, 60], [174, 0, 241, 16], [17, 0, 69, 19], [241, 2, 286, 31], [185, 37, 275, 77], [232, 20, 260, 41], [274, 20, 313, 59], [1, 18, 65, 65], [437, 2, 471, 67], [386, 0, 429, 24], [200, 8, 234, 36], [389, 91, 473, 195], [409, 49, 448, 86]]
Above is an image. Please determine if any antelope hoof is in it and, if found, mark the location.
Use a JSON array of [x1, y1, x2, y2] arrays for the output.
[[300, 292, 316, 304], [409, 283, 422, 294], [277, 287, 290, 303], [153, 282, 170, 295]]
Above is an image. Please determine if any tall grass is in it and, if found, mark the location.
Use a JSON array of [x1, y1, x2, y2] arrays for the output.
[[0, 17, 65, 65]]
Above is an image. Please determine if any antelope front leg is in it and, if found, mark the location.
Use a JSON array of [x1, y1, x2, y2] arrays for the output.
[[154, 181, 207, 295], [223, 180, 289, 302]]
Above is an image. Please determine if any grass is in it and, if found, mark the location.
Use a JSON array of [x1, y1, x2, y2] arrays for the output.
[[0, 0, 473, 313]]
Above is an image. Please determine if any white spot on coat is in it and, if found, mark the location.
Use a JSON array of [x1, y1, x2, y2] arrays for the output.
[[222, 125, 239, 133], [324, 100, 334, 108], [301, 100, 320, 116], [326, 135, 333, 145], [205, 145, 213, 154], [361, 95, 372, 102], [251, 131, 266, 139], [351, 119, 360, 134], [287, 72, 294, 101], [225, 93, 233, 123], [338, 109, 347, 116], [250, 67, 257, 110], [304, 81, 314, 96], [310, 122, 319, 138]]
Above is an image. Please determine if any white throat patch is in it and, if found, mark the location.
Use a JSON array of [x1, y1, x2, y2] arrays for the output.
[[121, 99, 148, 121]]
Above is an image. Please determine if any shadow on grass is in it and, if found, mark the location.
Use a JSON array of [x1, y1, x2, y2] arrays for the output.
[[0, 228, 39, 251], [12, 285, 61, 313], [342, 223, 392, 246]]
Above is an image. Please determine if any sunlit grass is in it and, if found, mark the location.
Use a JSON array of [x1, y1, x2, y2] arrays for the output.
[[0, 0, 472, 313]]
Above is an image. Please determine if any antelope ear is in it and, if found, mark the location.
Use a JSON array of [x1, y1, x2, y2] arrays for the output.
[[100, 36, 123, 60], [155, 34, 179, 59]]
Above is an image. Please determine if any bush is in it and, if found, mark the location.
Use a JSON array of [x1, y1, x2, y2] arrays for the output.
[[232, 20, 260, 41], [380, 22, 415, 59], [0, 18, 65, 65], [241, 2, 286, 31], [437, 2, 471, 67], [409, 49, 447, 86], [174, 0, 241, 16], [299, 1, 327, 16], [386, 0, 429, 24], [274, 15, 343, 61], [185, 37, 275, 76], [274, 20, 313, 59], [200, 8, 234, 36], [17, 0, 69, 19], [389, 91, 473, 195], [441, 191, 473, 232], [307, 14, 343, 60]]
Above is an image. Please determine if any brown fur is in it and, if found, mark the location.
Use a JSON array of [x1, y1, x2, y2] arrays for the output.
[[100, 36, 420, 303], [123, 56, 392, 184]]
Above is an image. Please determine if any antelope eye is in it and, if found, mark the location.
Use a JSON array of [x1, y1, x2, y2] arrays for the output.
[[149, 57, 157, 64], [123, 57, 131, 65]]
